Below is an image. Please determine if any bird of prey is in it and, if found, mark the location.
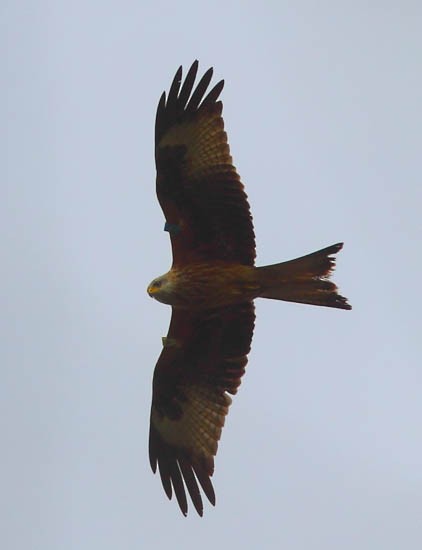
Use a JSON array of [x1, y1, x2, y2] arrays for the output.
[[147, 61, 351, 516]]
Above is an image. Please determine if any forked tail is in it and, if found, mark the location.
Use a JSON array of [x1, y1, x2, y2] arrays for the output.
[[256, 243, 351, 310]]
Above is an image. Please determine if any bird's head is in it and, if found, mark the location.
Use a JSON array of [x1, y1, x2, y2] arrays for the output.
[[147, 273, 174, 305]]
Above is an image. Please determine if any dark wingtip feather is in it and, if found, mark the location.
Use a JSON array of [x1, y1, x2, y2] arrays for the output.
[[169, 461, 188, 516], [155, 91, 167, 132], [179, 459, 204, 516], [203, 78, 225, 105], [165, 65, 183, 110], [193, 461, 216, 506], [186, 66, 214, 112], [157, 458, 173, 500], [178, 60, 199, 108]]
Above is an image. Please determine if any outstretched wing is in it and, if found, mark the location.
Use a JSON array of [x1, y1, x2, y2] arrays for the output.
[[155, 61, 256, 266], [149, 302, 255, 516]]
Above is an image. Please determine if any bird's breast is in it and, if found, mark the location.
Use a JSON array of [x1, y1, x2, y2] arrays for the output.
[[167, 263, 259, 310]]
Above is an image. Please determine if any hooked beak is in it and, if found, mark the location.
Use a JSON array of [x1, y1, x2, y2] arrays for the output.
[[148, 283, 162, 297]]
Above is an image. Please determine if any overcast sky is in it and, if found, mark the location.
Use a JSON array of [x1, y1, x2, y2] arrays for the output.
[[2, 2, 422, 549]]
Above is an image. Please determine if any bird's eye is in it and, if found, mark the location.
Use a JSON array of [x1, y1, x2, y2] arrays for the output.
[[154, 280, 162, 288]]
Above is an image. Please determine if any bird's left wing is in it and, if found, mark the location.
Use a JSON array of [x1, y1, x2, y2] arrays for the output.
[[155, 61, 256, 267], [149, 302, 255, 516]]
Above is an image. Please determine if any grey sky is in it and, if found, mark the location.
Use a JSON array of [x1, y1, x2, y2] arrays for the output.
[[2, 2, 422, 549]]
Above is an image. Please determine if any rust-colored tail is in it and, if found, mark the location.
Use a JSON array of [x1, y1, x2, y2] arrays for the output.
[[256, 243, 351, 310]]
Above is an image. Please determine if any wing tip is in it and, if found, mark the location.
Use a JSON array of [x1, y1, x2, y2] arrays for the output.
[[149, 420, 217, 517], [156, 60, 225, 143]]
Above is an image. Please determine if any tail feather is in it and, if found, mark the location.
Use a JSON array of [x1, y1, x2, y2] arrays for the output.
[[256, 243, 351, 310]]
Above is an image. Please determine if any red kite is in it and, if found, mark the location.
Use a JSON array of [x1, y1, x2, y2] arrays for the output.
[[148, 61, 351, 516]]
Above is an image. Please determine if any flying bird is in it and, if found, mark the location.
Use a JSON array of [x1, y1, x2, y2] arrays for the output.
[[148, 61, 351, 516]]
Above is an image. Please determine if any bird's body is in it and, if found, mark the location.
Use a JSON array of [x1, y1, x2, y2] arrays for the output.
[[148, 262, 258, 309], [148, 243, 349, 311], [147, 61, 351, 517]]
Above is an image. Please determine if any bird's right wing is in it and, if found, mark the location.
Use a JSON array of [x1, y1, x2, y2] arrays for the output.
[[149, 301, 255, 516]]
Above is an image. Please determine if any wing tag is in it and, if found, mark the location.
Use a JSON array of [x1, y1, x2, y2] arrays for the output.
[[164, 221, 181, 234]]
